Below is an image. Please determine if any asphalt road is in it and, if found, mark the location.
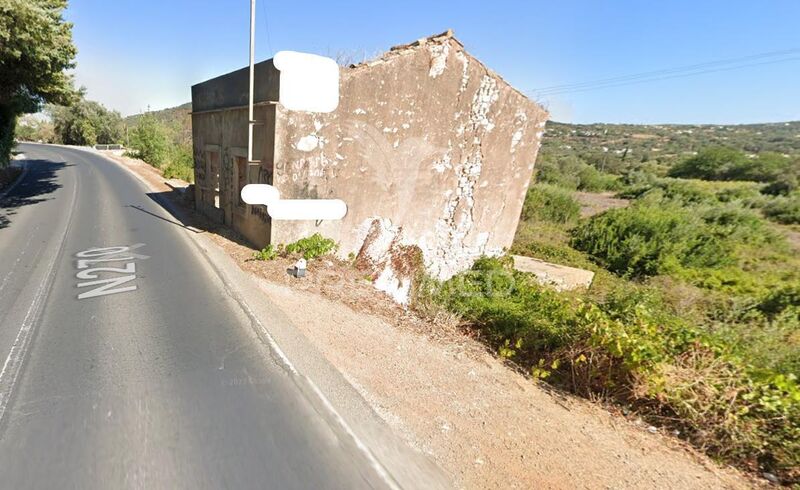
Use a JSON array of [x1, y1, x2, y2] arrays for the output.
[[0, 143, 392, 489]]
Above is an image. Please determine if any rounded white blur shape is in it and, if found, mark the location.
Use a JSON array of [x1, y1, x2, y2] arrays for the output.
[[267, 199, 347, 221], [241, 184, 280, 206], [273, 51, 339, 113]]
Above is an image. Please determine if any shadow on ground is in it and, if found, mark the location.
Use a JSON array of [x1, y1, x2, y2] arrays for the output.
[[0, 159, 68, 230], [127, 190, 258, 251]]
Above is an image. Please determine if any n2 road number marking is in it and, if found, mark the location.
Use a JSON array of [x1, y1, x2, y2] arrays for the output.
[[75, 244, 149, 300]]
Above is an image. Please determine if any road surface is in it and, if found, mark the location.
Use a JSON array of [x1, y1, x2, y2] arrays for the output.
[[0, 143, 393, 489]]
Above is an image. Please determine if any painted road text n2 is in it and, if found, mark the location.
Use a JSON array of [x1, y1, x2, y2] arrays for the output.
[[74, 244, 149, 300]]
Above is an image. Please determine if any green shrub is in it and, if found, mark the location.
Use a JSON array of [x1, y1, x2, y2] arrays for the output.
[[128, 113, 169, 167], [284, 233, 337, 260], [758, 283, 800, 319], [577, 164, 622, 192], [668, 147, 748, 181], [254, 244, 282, 261], [535, 152, 621, 192], [763, 195, 800, 224], [161, 143, 194, 183], [699, 204, 778, 246], [426, 258, 800, 478], [252, 234, 337, 261], [761, 176, 798, 196], [521, 184, 581, 224], [570, 203, 731, 277]]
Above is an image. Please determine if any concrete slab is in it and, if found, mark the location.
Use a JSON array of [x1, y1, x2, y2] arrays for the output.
[[511, 255, 594, 291]]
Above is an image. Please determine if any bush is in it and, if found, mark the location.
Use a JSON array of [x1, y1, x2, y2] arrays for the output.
[[284, 233, 337, 260], [763, 195, 800, 224], [577, 164, 622, 192], [570, 202, 731, 277], [128, 113, 169, 167], [49, 99, 123, 146], [699, 204, 778, 246], [668, 147, 747, 181], [534, 152, 621, 192], [758, 283, 800, 319], [253, 244, 281, 261], [426, 258, 800, 479], [251, 234, 336, 261], [521, 184, 581, 224], [161, 143, 194, 182], [669, 147, 795, 185]]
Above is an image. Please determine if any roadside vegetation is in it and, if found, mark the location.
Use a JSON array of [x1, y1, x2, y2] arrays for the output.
[[16, 99, 194, 183], [418, 124, 800, 482], [1, 0, 77, 169], [126, 111, 194, 182], [253, 233, 338, 261]]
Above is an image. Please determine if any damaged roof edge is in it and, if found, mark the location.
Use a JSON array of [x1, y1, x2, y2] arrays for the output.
[[347, 29, 547, 114]]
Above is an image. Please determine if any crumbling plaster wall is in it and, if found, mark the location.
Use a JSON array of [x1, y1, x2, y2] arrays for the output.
[[270, 36, 548, 298], [192, 104, 276, 246]]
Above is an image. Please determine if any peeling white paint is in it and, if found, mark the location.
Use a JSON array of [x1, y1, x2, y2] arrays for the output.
[[428, 42, 450, 78], [511, 111, 528, 154], [431, 151, 452, 173], [510, 128, 524, 153], [296, 134, 320, 152], [355, 218, 413, 305], [470, 76, 499, 132], [374, 266, 411, 305], [456, 50, 470, 93]]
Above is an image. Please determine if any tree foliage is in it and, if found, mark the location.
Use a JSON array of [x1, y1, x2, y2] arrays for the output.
[[0, 0, 77, 165], [669, 147, 796, 183], [128, 113, 169, 167], [48, 99, 123, 146]]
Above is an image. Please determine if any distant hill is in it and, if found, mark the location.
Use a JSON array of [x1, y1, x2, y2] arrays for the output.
[[124, 102, 192, 145], [542, 120, 800, 165]]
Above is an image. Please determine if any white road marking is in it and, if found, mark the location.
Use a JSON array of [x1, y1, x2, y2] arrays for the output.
[[0, 163, 79, 425], [74, 244, 148, 300]]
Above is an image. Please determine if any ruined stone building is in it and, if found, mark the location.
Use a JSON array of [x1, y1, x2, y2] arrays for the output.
[[191, 31, 548, 302]]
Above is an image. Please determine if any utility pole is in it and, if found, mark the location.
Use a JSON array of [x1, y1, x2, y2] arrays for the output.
[[248, 0, 257, 164]]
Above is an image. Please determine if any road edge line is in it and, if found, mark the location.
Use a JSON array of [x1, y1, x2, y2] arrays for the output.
[[0, 152, 80, 427]]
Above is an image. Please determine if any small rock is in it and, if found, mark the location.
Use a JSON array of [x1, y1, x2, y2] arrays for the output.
[[762, 472, 779, 484], [647, 426, 658, 434]]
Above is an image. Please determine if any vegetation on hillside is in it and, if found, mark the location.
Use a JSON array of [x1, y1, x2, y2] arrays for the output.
[[419, 120, 800, 482], [126, 111, 193, 182]]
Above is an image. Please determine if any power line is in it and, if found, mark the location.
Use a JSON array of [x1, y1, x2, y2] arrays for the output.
[[535, 56, 800, 96], [528, 48, 800, 97]]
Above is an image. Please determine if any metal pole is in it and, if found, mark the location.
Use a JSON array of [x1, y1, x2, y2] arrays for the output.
[[248, 0, 256, 163]]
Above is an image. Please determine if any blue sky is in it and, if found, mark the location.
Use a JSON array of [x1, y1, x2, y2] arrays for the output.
[[65, 0, 800, 124]]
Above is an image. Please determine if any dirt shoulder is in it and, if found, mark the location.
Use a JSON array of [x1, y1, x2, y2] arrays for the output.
[[105, 152, 758, 489]]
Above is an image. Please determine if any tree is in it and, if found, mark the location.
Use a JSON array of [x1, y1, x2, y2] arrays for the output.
[[128, 113, 169, 167], [668, 147, 747, 181], [14, 114, 56, 143], [0, 0, 78, 166], [49, 99, 123, 146]]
